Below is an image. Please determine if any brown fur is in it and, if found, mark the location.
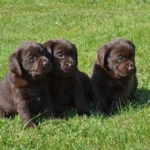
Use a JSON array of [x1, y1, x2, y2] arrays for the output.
[[43, 39, 91, 117], [0, 41, 56, 127], [91, 38, 138, 115]]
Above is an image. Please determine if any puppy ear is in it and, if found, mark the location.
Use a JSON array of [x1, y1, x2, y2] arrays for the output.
[[9, 51, 22, 77], [126, 40, 135, 51], [43, 41, 54, 54], [97, 44, 110, 68]]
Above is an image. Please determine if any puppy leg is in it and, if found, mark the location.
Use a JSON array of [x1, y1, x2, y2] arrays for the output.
[[16, 100, 36, 128], [53, 101, 66, 118], [97, 97, 109, 115], [41, 88, 56, 118], [129, 95, 137, 102], [108, 97, 126, 115], [75, 99, 91, 117], [92, 84, 109, 115], [128, 75, 138, 102], [73, 84, 91, 116], [42, 101, 56, 118], [95, 94, 108, 114]]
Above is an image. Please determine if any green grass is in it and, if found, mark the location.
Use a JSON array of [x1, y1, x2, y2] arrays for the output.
[[0, 0, 150, 149]]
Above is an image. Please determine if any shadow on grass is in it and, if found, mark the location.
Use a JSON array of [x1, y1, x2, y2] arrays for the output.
[[136, 87, 150, 103], [60, 87, 150, 119], [2, 88, 150, 126]]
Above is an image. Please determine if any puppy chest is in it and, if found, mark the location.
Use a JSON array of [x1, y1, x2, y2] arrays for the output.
[[24, 86, 42, 102], [50, 86, 73, 104]]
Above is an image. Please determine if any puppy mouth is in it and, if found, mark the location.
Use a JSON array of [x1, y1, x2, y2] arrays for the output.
[[63, 66, 76, 73], [116, 68, 136, 78], [33, 69, 51, 77], [30, 65, 52, 80], [53, 66, 76, 77], [127, 69, 136, 76]]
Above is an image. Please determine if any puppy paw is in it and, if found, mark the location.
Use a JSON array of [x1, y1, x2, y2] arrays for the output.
[[25, 121, 37, 128], [77, 109, 91, 117]]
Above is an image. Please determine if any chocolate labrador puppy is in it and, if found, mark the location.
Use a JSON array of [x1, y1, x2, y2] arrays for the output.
[[91, 38, 137, 115], [0, 41, 56, 127], [43, 39, 91, 117]]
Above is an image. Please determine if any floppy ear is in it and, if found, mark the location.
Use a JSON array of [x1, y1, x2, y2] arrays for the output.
[[126, 40, 135, 51], [9, 51, 22, 77], [43, 41, 54, 54], [43, 40, 57, 61], [97, 44, 110, 69]]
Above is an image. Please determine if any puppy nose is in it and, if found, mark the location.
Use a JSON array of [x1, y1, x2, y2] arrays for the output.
[[41, 59, 49, 66], [66, 61, 74, 67], [128, 64, 134, 70]]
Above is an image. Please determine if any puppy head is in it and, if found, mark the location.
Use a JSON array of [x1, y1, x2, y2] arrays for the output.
[[97, 38, 136, 78], [43, 38, 77, 77], [9, 41, 52, 80]]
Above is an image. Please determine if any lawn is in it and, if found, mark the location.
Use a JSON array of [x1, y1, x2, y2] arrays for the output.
[[0, 0, 150, 149]]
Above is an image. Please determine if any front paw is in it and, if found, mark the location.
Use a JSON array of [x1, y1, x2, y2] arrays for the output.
[[25, 121, 37, 128]]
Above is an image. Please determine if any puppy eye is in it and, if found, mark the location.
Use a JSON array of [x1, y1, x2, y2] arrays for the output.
[[29, 55, 36, 62], [118, 56, 125, 62], [56, 52, 64, 58]]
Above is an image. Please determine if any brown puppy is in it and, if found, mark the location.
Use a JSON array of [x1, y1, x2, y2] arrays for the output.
[[0, 41, 56, 127], [91, 38, 137, 115], [43, 39, 91, 117]]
